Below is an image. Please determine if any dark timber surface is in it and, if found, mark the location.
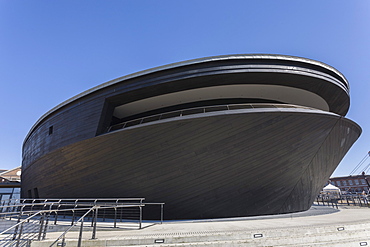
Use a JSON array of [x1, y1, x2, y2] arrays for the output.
[[22, 109, 360, 219]]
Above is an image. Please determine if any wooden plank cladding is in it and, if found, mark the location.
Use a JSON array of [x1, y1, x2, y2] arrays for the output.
[[21, 54, 361, 219]]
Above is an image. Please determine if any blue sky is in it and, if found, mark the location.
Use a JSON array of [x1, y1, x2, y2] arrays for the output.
[[0, 1, 369, 176]]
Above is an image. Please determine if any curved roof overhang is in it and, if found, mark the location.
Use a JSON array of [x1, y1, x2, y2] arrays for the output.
[[25, 54, 350, 141], [112, 84, 330, 119]]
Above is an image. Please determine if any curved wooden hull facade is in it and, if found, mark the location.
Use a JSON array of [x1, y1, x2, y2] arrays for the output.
[[22, 54, 361, 219]]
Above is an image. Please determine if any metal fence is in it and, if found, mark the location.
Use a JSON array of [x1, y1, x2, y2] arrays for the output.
[[108, 103, 315, 132], [315, 194, 370, 209], [0, 198, 164, 247]]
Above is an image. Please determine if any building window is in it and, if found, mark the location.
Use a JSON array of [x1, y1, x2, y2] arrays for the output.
[[361, 179, 367, 185], [348, 180, 353, 185], [49, 126, 53, 135], [33, 188, 39, 199], [342, 180, 347, 186], [336, 181, 341, 186], [355, 179, 359, 185]]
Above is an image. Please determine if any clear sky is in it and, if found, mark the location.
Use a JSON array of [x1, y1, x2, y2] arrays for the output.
[[0, 1, 369, 176]]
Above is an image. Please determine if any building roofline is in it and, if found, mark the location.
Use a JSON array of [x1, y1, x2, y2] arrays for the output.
[[330, 174, 368, 179], [0, 166, 21, 176]]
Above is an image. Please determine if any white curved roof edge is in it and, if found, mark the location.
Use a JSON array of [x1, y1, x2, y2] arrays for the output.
[[25, 54, 349, 143], [83, 54, 348, 101]]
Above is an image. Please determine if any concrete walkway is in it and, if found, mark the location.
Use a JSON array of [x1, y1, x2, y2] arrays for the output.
[[32, 205, 370, 246]]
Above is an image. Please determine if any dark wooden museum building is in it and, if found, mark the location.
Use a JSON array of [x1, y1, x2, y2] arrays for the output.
[[21, 54, 361, 219]]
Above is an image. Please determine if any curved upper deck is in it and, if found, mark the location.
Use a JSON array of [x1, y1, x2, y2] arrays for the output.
[[25, 54, 350, 143]]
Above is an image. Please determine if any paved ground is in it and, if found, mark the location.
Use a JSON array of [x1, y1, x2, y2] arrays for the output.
[[35, 204, 370, 245]]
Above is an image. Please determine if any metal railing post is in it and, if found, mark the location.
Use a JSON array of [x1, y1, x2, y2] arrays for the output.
[[91, 207, 98, 240], [139, 206, 142, 229], [161, 204, 163, 224], [38, 213, 45, 241], [54, 199, 62, 224], [54, 211, 59, 225], [77, 217, 84, 247], [12, 205, 24, 240], [91, 199, 97, 227], [43, 215, 49, 240], [42, 206, 53, 240], [120, 206, 123, 222], [61, 236, 65, 247], [91, 208, 95, 227], [114, 208, 117, 228], [71, 209, 75, 226], [15, 222, 24, 247], [103, 207, 106, 222]]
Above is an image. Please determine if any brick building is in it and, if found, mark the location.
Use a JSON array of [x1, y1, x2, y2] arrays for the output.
[[0, 167, 21, 200], [330, 173, 369, 193]]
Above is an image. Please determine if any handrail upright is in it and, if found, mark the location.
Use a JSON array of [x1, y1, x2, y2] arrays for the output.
[[41, 204, 54, 240], [113, 207, 117, 228], [50, 206, 95, 246], [54, 200, 62, 225], [15, 221, 24, 247], [37, 213, 45, 241], [113, 199, 119, 227], [90, 199, 97, 227], [161, 204, 164, 224], [91, 207, 98, 240], [12, 205, 25, 240], [139, 206, 142, 229], [30, 199, 36, 212], [77, 217, 84, 247], [71, 199, 79, 225], [71, 209, 75, 226]]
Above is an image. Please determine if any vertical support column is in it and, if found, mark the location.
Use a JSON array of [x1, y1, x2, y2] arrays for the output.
[[15, 222, 24, 247], [38, 213, 45, 241], [12, 205, 24, 240], [114, 208, 117, 228], [91, 209, 95, 227], [139, 206, 142, 229], [77, 217, 84, 247], [161, 204, 163, 224], [91, 207, 98, 240], [71, 210, 75, 226], [61, 236, 66, 247]]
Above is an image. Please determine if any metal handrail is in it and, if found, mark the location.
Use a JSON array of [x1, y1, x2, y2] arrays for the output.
[[50, 203, 163, 247], [49, 206, 96, 247], [108, 103, 317, 132], [0, 198, 164, 246], [0, 211, 42, 235], [315, 194, 370, 208], [145, 203, 165, 224]]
